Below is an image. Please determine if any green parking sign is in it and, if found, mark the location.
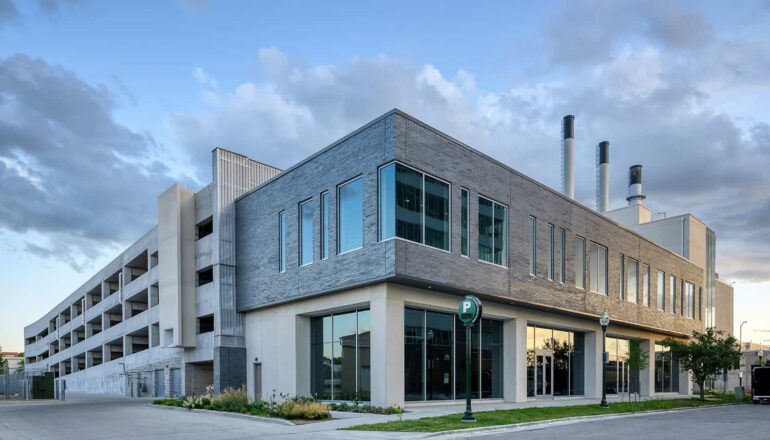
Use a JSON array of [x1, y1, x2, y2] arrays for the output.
[[458, 295, 482, 326]]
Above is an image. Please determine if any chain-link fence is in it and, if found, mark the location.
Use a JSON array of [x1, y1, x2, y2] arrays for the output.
[[1, 371, 30, 400]]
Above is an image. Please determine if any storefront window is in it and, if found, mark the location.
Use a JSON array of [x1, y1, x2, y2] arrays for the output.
[[526, 325, 585, 397], [310, 309, 370, 401], [655, 343, 679, 393], [406, 308, 503, 401]]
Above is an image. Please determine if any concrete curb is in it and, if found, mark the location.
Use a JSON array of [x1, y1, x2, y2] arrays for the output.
[[148, 403, 296, 426], [420, 403, 735, 438]]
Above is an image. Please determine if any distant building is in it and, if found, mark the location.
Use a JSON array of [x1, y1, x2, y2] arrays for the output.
[[1, 352, 24, 373], [23, 110, 734, 405]]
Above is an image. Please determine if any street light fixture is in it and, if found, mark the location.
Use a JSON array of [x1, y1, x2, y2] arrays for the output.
[[739, 321, 748, 387], [759, 350, 765, 366], [599, 311, 610, 408]]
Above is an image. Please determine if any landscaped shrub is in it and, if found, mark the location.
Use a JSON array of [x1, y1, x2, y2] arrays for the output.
[[153, 387, 330, 421], [328, 401, 404, 415], [211, 386, 249, 412], [274, 399, 330, 420]]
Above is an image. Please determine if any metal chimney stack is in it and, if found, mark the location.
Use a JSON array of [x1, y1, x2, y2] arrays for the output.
[[561, 115, 575, 199], [626, 164, 646, 206], [597, 141, 610, 212]]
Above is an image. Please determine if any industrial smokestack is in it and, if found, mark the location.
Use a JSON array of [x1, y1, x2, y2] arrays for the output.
[[626, 164, 646, 206], [561, 115, 575, 199], [597, 141, 609, 212]]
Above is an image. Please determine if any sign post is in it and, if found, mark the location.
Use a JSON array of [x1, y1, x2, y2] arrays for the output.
[[457, 295, 482, 422]]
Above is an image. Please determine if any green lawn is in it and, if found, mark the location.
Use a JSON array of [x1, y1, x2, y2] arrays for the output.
[[345, 398, 736, 432]]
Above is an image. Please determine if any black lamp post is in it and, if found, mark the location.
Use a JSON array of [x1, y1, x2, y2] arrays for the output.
[[599, 311, 610, 408]]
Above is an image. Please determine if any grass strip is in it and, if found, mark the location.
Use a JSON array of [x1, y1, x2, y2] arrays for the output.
[[344, 398, 734, 432]]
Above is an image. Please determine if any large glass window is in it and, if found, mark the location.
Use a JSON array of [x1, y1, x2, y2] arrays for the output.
[[479, 197, 508, 266], [526, 325, 585, 397], [559, 228, 566, 283], [655, 343, 679, 393], [575, 236, 586, 289], [405, 308, 503, 401], [278, 211, 286, 272], [461, 188, 469, 257], [320, 192, 329, 260], [669, 276, 677, 314], [299, 199, 314, 266], [311, 309, 371, 401], [529, 216, 537, 274], [642, 264, 650, 307], [589, 242, 608, 294], [338, 177, 364, 254], [605, 337, 633, 395], [627, 258, 638, 304], [547, 224, 554, 280], [657, 271, 665, 310], [378, 163, 450, 251]]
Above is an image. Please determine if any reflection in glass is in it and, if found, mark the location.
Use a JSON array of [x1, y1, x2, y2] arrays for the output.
[[461, 189, 469, 256], [478, 198, 494, 263], [493, 203, 507, 265], [426, 312, 453, 400], [338, 177, 364, 253], [310, 310, 370, 401], [424, 176, 450, 250], [320, 192, 329, 259], [300, 200, 314, 266], [404, 309, 425, 401], [526, 325, 584, 397]]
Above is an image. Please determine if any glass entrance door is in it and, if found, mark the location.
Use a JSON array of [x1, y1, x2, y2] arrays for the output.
[[535, 350, 554, 398]]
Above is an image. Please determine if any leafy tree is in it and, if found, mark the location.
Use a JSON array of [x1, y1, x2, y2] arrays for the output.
[[626, 339, 649, 401], [17, 353, 25, 373], [0, 346, 5, 374], [662, 328, 740, 400]]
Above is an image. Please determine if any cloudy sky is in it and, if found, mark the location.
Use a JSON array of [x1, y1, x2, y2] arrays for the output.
[[1, 0, 769, 352]]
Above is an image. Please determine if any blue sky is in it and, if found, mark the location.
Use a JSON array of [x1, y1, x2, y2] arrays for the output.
[[1, 0, 769, 352]]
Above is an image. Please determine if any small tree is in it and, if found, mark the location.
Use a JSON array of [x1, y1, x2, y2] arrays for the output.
[[662, 328, 740, 400], [17, 353, 25, 374], [0, 346, 5, 374], [626, 339, 649, 402]]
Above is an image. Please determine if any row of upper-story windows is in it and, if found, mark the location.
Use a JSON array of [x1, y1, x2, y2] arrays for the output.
[[529, 217, 701, 320], [276, 160, 700, 320], [278, 161, 509, 271]]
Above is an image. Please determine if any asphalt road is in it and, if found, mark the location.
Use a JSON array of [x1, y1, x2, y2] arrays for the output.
[[471, 405, 769, 440], [0, 398, 766, 440]]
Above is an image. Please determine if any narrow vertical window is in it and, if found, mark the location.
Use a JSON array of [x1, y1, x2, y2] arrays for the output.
[[529, 216, 537, 275], [589, 242, 608, 294], [378, 164, 395, 241], [493, 203, 507, 266], [479, 197, 507, 266], [657, 271, 665, 310], [338, 177, 364, 254], [278, 211, 286, 272], [619, 255, 625, 300], [461, 189, 469, 257], [559, 229, 566, 283], [575, 236, 585, 289], [669, 276, 677, 314], [547, 224, 554, 280], [642, 264, 650, 307], [299, 200, 314, 266], [627, 258, 638, 304], [698, 287, 702, 320], [320, 192, 329, 259]]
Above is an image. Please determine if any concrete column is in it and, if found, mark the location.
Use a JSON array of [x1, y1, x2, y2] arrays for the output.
[[86, 351, 94, 368], [295, 316, 311, 397], [504, 318, 527, 402], [639, 339, 655, 396], [370, 285, 404, 407], [584, 329, 601, 398], [103, 344, 111, 363]]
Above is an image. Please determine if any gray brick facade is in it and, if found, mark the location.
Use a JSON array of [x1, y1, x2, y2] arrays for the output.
[[235, 110, 704, 337]]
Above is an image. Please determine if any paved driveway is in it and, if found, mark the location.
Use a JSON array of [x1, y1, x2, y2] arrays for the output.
[[470, 405, 769, 440]]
